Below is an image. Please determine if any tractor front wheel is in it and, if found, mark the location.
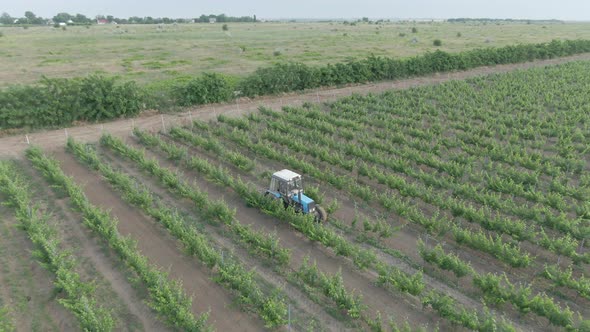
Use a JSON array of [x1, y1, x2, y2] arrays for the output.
[[314, 206, 328, 222]]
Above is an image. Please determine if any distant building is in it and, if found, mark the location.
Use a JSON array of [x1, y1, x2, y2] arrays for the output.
[[209, 18, 216, 24], [97, 19, 108, 24]]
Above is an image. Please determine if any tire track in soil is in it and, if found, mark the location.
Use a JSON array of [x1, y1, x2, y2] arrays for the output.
[[50, 149, 264, 332], [127, 136, 454, 331], [2, 53, 590, 158], [98, 142, 352, 332], [21, 161, 169, 332]]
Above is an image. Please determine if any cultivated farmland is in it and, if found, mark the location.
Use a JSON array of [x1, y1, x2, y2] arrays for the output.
[[1, 59, 589, 331]]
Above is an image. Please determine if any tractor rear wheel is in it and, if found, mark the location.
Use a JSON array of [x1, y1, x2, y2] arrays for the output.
[[314, 206, 328, 222]]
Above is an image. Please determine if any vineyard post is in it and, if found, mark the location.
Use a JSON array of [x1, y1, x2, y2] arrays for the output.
[[65, 128, 68, 139], [234, 90, 241, 112], [161, 115, 166, 132], [316, 91, 320, 103], [25, 135, 30, 145], [189, 111, 193, 128], [101, 124, 104, 133]]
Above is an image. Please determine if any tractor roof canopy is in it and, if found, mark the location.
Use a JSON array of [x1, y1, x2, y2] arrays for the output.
[[272, 169, 301, 182]]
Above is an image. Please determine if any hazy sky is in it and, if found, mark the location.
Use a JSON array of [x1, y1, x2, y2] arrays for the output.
[[3, 0, 589, 20]]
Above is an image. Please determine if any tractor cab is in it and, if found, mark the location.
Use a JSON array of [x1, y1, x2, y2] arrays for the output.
[[265, 169, 327, 222], [269, 169, 303, 198]]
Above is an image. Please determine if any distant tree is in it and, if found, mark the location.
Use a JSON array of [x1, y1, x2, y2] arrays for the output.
[[53, 12, 72, 23], [222, 23, 228, 31], [24, 11, 36, 22], [0, 12, 13, 25], [411, 27, 418, 33], [106, 15, 114, 22], [74, 13, 91, 24], [362, 17, 369, 22], [128, 16, 142, 24], [23, 11, 45, 24], [253, 14, 257, 22], [433, 39, 442, 46]]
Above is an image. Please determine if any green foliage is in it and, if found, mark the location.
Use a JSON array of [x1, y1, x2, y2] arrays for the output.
[[422, 291, 515, 332], [433, 39, 442, 46], [376, 263, 425, 296], [174, 73, 234, 106], [418, 240, 474, 278], [296, 257, 365, 319], [452, 226, 532, 268], [0, 306, 14, 332], [473, 272, 575, 328], [542, 264, 590, 300], [0, 75, 143, 129], [168, 126, 254, 171], [303, 184, 324, 204]]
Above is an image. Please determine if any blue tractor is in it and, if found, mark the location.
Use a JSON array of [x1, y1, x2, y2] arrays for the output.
[[265, 169, 327, 222]]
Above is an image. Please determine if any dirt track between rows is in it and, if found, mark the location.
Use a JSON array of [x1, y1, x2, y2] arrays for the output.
[[2, 53, 590, 158]]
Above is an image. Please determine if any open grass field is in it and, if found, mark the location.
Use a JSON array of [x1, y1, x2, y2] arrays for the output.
[[1, 21, 590, 86], [1, 58, 589, 331]]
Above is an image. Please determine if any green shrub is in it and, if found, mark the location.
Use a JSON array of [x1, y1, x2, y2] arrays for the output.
[[411, 27, 418, 33], [174, 73, 234, 106], [433, 39, 442, 46], [0, 75, 144, 129]]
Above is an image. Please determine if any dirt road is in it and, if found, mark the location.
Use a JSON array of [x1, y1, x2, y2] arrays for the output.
[[2, 53, 590, 158]]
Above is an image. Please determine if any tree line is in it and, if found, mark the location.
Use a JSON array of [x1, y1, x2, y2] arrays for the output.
[[0, 11, 256, 25]]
